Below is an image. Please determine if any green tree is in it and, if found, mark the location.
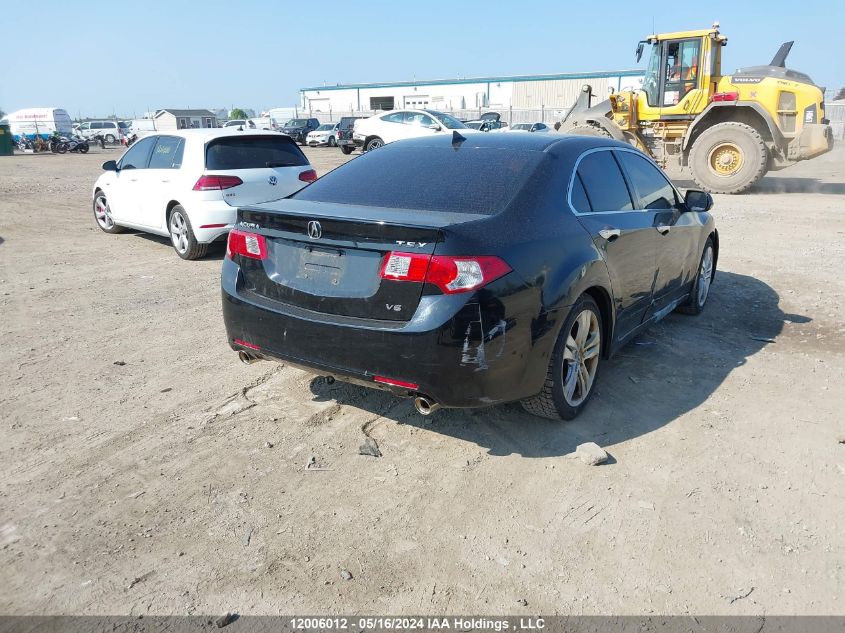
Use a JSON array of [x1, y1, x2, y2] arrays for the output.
[[0, 107, 6, 119], [229, 108, 248, 120]]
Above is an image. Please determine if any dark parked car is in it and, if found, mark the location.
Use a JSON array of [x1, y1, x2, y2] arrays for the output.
[[222, 134, 717, 420], [336, 116, 366, 154], [280, 118, 321, 145]]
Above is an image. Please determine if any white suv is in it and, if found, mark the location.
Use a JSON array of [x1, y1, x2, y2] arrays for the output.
[[76, 120, 127, 143], [353, 109, 473, 151], [91, 129, 316, 259]]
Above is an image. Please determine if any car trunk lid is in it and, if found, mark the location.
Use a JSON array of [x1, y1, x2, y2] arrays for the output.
[[232, 200, 486, 322]]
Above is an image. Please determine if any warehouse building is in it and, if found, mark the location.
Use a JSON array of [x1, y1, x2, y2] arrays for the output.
[[300, 69, 645, 115]]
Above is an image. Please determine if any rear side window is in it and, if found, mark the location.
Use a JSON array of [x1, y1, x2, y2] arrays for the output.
[[295, 145, 543, 215], [205, 136, 308, 170], [570, 174, 592, 212], [148, 136, 184, 169], [118, 136, 156, 169], [615, 151, 677, 209], [575, 150, 633, 212]]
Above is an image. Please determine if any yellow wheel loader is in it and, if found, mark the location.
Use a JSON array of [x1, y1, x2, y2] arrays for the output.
[[558, 24, 834, 194]]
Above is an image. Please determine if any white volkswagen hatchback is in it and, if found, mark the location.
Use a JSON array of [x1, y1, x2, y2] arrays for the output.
[[92, 129, 316, 259]]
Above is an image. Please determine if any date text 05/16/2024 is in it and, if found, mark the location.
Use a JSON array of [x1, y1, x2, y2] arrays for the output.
[[289, 617, 546, 631]]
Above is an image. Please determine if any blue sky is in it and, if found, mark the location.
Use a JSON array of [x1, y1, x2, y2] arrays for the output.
[[1, 0, 842, 118]]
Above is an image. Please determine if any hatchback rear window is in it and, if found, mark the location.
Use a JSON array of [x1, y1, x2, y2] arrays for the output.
[[294, 145, 543, 215], [205, 136, 308, 170]]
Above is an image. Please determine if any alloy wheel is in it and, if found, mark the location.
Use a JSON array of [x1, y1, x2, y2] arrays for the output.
[[561, 309, 601, 407], [170, 210, 190, 254], [94, 194, 114, 230], [697, 245, 714, 307]]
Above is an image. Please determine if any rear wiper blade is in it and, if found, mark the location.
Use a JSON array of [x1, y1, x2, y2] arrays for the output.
[[266, 161, 294, 168]]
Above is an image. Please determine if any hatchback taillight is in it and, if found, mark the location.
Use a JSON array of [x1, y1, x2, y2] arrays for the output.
[[299, 169, 318, 183], [193, 175, 243, 191], [379, 252, 511, 294], [227, 229, 267, 260]]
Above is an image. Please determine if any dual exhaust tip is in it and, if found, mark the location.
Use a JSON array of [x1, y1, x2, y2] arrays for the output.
[[413, 395, 440, 416], [238, 350, 262, 365], [237, 351, 440, 416]]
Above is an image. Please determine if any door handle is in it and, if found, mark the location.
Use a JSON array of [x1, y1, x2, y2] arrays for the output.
[[161, 179, 170, 183], [598, 228, 621, 241], [656, 224, 671, 235]]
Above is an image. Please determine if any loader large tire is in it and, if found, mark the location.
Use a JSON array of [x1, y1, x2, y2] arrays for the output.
[[566, 123, 613, 138], [689, 122, 768, 194]]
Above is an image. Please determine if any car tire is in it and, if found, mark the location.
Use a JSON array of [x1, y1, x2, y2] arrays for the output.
[[168, 205, 208, 260], [521, 295, 603, 420], [93, 190, 125, 234], [689, 122, 767, 194], [341, 145, 354, 155], [105, 133, 116, 144], [676, 237, 715, 315], [365, 137, 384, 151], [328, 136, 337, 147]]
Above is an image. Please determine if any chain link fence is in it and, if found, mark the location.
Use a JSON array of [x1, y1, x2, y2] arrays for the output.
[[305, 107, 570, 126], [825, 102, 845, 140]]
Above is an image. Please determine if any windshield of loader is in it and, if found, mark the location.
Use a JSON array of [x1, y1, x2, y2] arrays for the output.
[[642, 39, 701, 107], [642, 43, 662, 107]]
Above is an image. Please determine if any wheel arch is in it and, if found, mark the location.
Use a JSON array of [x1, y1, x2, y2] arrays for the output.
[[583, 285, 614, 359], [709, 228, 719, 279], [683, 102, 783, 163], [165, 200, 182, 221]]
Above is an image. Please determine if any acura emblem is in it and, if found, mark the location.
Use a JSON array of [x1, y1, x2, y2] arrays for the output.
[[307, 220, 322, 239], [268, 175, 277, 186]]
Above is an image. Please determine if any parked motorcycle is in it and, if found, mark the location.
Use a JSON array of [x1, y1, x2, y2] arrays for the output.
[[49, 132, 68, 154], [65, 136, 90, 153], [16, 136, 34, 152]]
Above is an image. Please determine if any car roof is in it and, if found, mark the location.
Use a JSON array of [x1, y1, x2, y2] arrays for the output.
[[393, 131, 630, 154], [149, 128, 288, 142]]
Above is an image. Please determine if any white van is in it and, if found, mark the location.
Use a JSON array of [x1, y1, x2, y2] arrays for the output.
[[128, 119, 157, 134], [6, 108, 73, 140]]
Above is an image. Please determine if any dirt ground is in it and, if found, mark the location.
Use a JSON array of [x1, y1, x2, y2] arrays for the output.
[[1, 143, 843, 616]]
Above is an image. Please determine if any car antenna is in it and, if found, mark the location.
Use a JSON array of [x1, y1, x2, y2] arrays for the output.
[[451, 130, 466, 149]]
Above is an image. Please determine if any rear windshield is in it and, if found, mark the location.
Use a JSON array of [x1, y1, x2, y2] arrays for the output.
[[294, 145, 543, 215], [206, 136, 308, 170]]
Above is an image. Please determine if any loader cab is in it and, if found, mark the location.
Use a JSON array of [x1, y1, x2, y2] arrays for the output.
[[637, 27, 727, 121]]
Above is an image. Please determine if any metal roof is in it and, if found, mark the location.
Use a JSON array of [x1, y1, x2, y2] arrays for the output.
[[301, 69, 643, 92], [155, 109, 217, 118]]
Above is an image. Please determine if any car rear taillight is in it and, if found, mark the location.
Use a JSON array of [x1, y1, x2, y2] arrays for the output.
[[711, 91, 739, 102], [379, 252, 511, 294], [227, 229, 267, 260], [193, 175, 243, 190], [299, 169, 318, 183]]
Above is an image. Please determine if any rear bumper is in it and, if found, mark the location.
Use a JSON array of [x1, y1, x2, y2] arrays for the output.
[[221, 258, 541, 408], [788, 123, 834, 161], [184, 200, 236, 243]]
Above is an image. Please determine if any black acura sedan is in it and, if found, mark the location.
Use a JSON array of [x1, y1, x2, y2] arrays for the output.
[[222, 133, 717, 420]]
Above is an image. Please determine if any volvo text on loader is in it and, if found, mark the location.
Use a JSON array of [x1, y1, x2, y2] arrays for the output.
[[558, 23, 833, 194]]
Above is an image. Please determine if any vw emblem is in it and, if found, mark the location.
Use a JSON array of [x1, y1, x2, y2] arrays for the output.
[[268, 175, 277, 186], [307, 220, 322, 240]]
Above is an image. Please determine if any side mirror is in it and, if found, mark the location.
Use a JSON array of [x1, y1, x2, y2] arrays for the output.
[[684, 189, 713, 212], [102, 160, 118, 172], [429, 124, 442, 131], [636, 41, 645, 63]]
